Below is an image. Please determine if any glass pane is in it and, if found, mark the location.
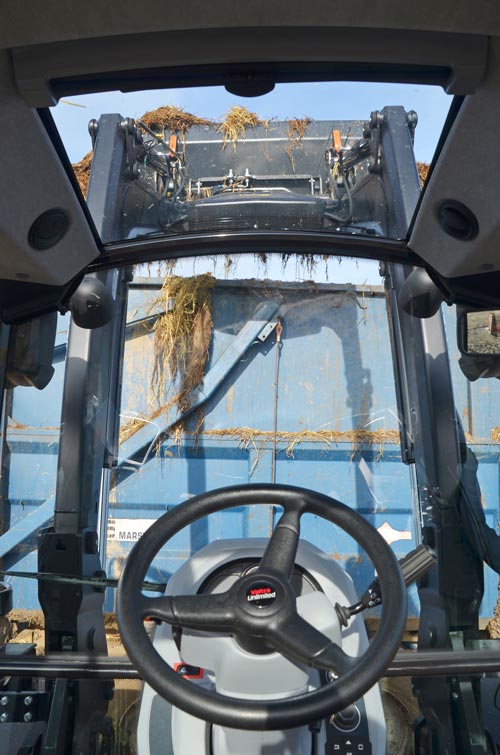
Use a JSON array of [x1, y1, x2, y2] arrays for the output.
[[108, 253, 416, 612], [2, 313, 68, 615], [52, 82, 451, 245], [3, 259, 499, 752], [444, 305, 500, 629]]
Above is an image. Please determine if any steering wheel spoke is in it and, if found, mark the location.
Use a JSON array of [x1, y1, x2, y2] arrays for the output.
[[140, 592, 235, 632], [257, 504, 303, 578], [269, 612, 355, 675]]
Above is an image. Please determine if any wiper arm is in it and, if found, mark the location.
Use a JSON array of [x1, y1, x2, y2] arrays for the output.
[[133, 214, 189, 237], [335, 544, 436, 627]]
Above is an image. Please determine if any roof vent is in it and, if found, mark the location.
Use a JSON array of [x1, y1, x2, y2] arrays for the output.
[[28, 208, 69, 250], [437, 200, 478, 241]]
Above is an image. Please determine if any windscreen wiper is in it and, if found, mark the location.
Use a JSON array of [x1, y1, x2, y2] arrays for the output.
[[322, 222, 378, 236]]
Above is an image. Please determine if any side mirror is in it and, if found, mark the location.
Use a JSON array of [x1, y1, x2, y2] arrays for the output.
[[458, 309, 500, 355], [457, 307, 500, 380], [5, 312, 57, 390]]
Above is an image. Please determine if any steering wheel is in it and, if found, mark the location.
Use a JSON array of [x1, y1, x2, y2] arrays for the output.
[[117, 483, 406, 730]]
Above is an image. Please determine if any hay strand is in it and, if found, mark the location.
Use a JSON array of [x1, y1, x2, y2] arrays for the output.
[[285, 117, 312, 170], [218, 106, 267, 150], [201, 427, 400, 458], [140, 105, 212, 135], [491, 427, 500, 443], [120, 420, 400, 457], [417, 162, 429, 186], [72, 151, 93, 196], [151, 274, 215, 413]]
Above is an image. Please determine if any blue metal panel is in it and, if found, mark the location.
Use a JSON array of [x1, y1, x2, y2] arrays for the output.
[[2, 552, 40, 610], [0, 497, 54, 558], [102, 283, 497, 619], [119, 296, 281, 462]]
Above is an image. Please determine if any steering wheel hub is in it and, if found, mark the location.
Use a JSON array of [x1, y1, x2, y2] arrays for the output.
[[244, 580, 279, 608]]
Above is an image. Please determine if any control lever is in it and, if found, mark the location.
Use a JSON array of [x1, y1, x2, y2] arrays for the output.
[[335, 544, 436, 627]]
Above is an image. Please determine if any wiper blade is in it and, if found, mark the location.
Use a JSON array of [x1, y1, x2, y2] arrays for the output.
[[131, 222, 378, 239], [134, 219, 189, 237], [322, 222, 377, 236]]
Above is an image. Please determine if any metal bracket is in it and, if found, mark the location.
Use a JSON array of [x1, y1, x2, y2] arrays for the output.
[[257, 321, 278, 342], [119, 118, 140, 179], [363, 110, 384, 174], [0, 691, 50, 724]]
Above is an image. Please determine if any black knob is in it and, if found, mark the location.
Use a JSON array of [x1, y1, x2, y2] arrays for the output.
[[332, 704, 361, 731]]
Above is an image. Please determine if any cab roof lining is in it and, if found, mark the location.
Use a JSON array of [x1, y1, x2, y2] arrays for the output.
[[2, 1, 500, 49], [12, 27, 488, 107]]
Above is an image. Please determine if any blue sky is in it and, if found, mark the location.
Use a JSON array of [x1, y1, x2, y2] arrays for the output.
[[53, 80, 452, 164]]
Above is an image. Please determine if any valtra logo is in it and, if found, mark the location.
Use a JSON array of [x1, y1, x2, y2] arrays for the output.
[[245, 581, 277, 608]]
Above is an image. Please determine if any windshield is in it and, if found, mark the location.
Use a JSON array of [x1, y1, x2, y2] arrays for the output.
[[52, 82, 452, 245], [113, 255, 412, 600]]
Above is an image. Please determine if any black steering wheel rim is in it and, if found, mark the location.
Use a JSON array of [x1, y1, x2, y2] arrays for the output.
[[117, 483, 407, 730]]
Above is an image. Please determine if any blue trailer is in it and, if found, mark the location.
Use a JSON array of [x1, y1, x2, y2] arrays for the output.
[[2, 273, 499, 622]]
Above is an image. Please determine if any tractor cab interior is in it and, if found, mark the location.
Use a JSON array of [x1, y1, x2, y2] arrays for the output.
[[2, 4, 500, 754]]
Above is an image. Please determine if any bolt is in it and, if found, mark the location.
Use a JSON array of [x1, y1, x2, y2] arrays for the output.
[[0, 713, 7, 723], [23, 712, 33, 722], [369, 111, 384, 129], [0, 697, 7, 706], [24, 696, 33, 706], [452, 691, 460, 700], [407, 110, 418, 129]]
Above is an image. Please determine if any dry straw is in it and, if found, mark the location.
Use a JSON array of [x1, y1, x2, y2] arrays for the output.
[[202, 427, 400, 460], [490, 427, 500, 443], [120, 420, 400, 461], [416, 162, 429, 186], [151, 273, 215, 414], [140, 105, 212, 135], [218, 106, 268, 150], [285, 117, 312, 170], [71, 103, 430, 194], [72, 151, 93, 197]]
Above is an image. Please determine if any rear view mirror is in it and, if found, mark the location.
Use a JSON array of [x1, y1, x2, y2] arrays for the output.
[[460, 309, 500, 355], [457, 308, 500, 381]]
